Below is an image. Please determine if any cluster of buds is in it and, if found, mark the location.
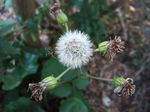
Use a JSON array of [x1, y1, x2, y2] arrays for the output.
[[97, 36, 125, 61], [51, 3, 68, 26], [113, 77, 136, 96], [28, 76, 58, 102]]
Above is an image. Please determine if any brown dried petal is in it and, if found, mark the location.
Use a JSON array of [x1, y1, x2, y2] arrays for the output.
[[28, 82, 46, 102], [51, 3, 61, 14], [114, 78, 136, 96], [105, 36, 125, 61], [110, 36, 125, 53]]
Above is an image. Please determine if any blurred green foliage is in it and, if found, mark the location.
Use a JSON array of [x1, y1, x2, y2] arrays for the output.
[[72, 0, 108, 43], [0, 0, 108, 111]]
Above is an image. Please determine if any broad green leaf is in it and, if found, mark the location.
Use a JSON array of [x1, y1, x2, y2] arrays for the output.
[[0, 37, 20, 57], [72, 76, 89, 90], [4, 89, 19, 105], [2, 66, 27, 90], [42, 58, 78, 82], [1, 53, 38, 90], [0, 18, 14, 28], [62, 69, 79, 82], [51, 83, 72, 98], [60, 97, 89, 112], [4, 97, 45, 112], [42, 58, 65, 78], [71, 90, 90, 111], [24, 52, 38, 73], [0, 19, 15, 36]]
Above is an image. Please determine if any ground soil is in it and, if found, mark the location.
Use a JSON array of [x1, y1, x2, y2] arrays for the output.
[[85, 0, 150, 112]]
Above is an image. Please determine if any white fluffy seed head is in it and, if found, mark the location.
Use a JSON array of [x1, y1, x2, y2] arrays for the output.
[[56, 30, 93, 68]]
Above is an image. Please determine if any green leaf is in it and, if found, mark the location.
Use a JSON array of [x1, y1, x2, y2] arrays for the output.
[[2, 66, 27, 90], [73, 0, 107, 43], [0, 37, 20, 57], [4, 0, 12, 9], [62, 69, 79, 82], [4, 97, 45, 112], [60, 97, 89, 112], [4, 89, 19, 105], [72, 76, 89, 90], [42, 58, 65, 78], [24, 52, 38, 73], [0, 19, 15, 36], [51, 83, 72, 98], [1, 53, 38, 90], [0, 18, 14, 28], [71, 90, 90, 110], [42, 58, 78, 82]]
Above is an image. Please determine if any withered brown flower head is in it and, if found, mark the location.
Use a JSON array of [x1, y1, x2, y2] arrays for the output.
[[109, 36, 125, 53], [114, 78, 136, 96], [51, 3, 61, 14], [105, 36, 125, 61], [28, 76, 58, 102], [28, 82, 46, 102]]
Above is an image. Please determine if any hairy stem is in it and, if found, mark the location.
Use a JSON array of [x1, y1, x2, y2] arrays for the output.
[[56, 67, 72, 80]]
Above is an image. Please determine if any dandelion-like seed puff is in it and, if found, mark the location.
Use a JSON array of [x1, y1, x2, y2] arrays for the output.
[[56, 30, 93, 68]]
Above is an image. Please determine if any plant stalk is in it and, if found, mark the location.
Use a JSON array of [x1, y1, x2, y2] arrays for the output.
[[87, 74, 113, 82], [64, 23, 69, 31], [56, 67, 72, 80]]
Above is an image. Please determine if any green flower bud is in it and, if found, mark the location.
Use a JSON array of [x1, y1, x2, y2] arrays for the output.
[[56, 11, 68, 25], [97, 41, 109, 55], [113, 76, 125, 87], [42, 76, 58, 90]]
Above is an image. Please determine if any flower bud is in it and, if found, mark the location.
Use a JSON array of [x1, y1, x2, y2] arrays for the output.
[[56, 11, 68, 25], [42, 76, 58, 90], [97, 41, 109, 55], [113, 76, 125, 87]]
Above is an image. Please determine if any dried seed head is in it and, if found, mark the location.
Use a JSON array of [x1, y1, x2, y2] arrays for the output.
[[106, 36, 125, 61], [51, 3, 61, 14], [114, 78, 136, 96], [97, 36, 125, 61], [28, 82, 46, 102], [56, 30, 93, 68], [28, 76, 58, 102], [109, 36, 125, 53]]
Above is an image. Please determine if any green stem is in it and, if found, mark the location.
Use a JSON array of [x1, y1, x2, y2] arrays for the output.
[[64, 23, 69, 31], [79, 68, 112, 82], [56, 67, 72, 80], [86, 74, 113, 82], [94, 48, 99, 52]]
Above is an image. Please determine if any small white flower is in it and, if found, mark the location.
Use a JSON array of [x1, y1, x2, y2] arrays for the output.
[[56, 30, 93, 68]]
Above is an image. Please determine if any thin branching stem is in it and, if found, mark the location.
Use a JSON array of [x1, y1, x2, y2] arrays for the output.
[[86, 74, 113, 82], [79, 68, 113, 82]]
